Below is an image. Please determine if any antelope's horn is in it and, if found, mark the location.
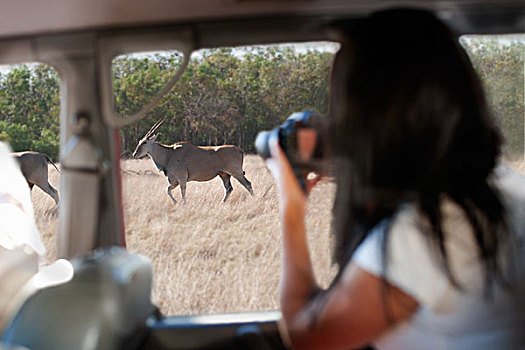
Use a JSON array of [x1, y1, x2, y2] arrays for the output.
[[145, 119, 165, 139]]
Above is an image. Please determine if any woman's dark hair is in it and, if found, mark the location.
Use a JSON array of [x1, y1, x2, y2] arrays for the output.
[[330, 9, 508, 290]]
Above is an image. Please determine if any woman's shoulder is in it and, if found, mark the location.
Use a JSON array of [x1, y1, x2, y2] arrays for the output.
[[492, 163, 525, 238], [393, 163, 525, 241], [493, 162, 525, 205], [493, 160, 525, 184]]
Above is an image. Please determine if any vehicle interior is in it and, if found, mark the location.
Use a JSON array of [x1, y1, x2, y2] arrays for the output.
[[0, 0, 523, 349]]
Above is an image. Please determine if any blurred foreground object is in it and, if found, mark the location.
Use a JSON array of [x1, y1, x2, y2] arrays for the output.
[[0, 142, 73, 336], [2, 247, 155, 350], [0, 143, 45, 255], [0, 143, 153, 349]]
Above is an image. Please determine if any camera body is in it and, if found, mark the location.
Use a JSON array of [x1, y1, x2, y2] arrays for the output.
[[255, 110, 330, 190]]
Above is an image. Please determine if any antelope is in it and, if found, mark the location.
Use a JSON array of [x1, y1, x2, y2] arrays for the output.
[[132, 120, 254, 204], [11, 151, 60, 205]]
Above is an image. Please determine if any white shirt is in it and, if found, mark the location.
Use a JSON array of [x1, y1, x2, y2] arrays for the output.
[[353, 164, 525, 350]]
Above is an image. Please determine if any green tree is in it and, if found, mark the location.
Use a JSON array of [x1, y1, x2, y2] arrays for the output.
[[462, 35, 524, 159], [2, 39, 521, 161], [0, 64, 60, 159], [118, 46, 335, 154]]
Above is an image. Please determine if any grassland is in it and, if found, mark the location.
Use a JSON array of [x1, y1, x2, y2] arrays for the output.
[[34, 155, 337, 316], [33, 156, 525, 316]]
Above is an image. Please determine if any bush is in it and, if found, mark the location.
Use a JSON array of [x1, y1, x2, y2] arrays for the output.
[[0, 121, 33, 151], [0, 121, 59, 159]]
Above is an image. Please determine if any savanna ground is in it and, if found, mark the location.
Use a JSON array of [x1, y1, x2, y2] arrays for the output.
[[34, 156, 525, 316], [34, 155, 338, 316]]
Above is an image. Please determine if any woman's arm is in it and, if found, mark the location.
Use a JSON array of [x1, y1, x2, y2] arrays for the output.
[[266, 138, 419, 350], [265, 136, 318, 329]]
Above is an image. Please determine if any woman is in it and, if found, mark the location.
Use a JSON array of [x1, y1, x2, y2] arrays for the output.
[[266, 9, 525, 350]]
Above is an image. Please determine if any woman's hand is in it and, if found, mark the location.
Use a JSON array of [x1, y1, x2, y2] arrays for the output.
[[265, 135, 307, 216], [265, 132, 321, 217]]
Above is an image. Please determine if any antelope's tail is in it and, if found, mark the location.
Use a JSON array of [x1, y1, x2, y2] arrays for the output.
[[46, 155, 61, 174]]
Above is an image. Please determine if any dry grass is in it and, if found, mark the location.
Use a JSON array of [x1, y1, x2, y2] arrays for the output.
[[34, 155, 337, 316], [32, 156, 525, 316]]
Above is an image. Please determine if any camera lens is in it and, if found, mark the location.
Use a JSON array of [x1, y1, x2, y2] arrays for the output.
[[254, 130, 273, 160]]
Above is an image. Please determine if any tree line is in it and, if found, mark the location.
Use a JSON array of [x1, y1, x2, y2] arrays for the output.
[[0, 64, 60, 158], [0, 38, 523, 160], [113, 47, 334, 156]]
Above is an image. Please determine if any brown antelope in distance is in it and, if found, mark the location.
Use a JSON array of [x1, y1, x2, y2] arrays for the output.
[[132, 120, 254, 204], [11, 151, 60, 205]]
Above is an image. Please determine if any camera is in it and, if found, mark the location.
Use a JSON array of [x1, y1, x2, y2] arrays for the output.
[[255, 110, 330, 191]]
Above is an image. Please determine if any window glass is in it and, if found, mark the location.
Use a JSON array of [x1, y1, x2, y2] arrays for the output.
[[0, 63, 61, 263], [119, 42, 339, 315], [461, 34, 525, 172]]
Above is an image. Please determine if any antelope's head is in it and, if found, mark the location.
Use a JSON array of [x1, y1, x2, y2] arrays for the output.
[[132, 119, 164, 158]]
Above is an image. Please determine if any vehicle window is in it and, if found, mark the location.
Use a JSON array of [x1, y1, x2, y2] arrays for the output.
[[118, 42, 339, 315], [461, 34, 524, 172], [12, 34, 522, 318], [0, 63, 61, 263]]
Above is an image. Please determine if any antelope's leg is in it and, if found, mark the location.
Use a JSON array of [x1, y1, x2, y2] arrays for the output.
[[218, 172, 233, 203], [232, 173, 254, 196], [179, 180, 187, 204], [37, 182, 59, 205], [167, 177, 179, 204]]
